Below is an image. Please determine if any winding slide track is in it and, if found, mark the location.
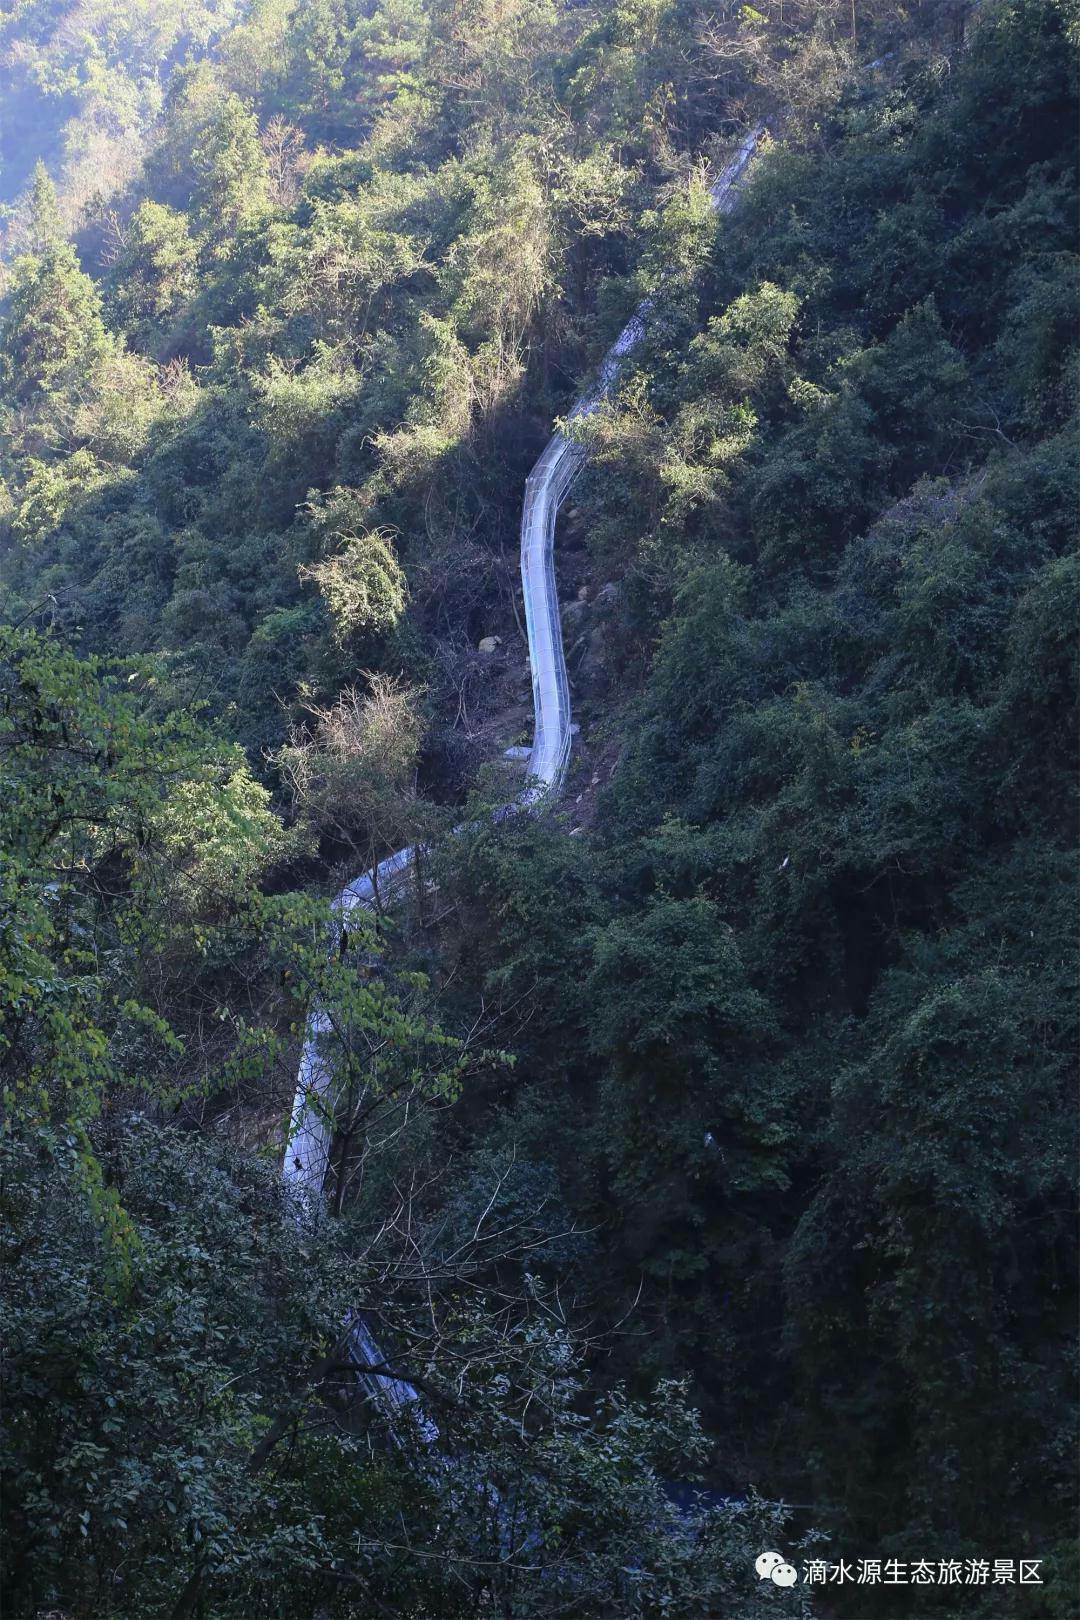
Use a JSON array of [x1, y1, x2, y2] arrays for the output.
[[282, 126, 763, 1421]]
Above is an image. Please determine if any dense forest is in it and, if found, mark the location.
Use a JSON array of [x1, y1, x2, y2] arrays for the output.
[[1, 0, 1077, 1615]]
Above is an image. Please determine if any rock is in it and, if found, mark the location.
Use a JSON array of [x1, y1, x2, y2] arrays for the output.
[[478, 635, 502, 655], [570, 622, 608, 695], [597, 581, 619, 606], [577, 584, 590, 601]]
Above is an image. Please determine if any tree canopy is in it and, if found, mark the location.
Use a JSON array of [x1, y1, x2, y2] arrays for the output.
[[0, 0, 1076, 1614]]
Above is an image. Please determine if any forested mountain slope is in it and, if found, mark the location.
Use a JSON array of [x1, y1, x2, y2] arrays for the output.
[[0, 0, 248, 229], [1, 1, 1077, 1616]]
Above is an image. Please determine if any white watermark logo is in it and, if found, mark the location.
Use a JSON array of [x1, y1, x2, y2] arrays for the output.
[[755, 1552, 1044, 1589], [756, 1550, 798, 1586]]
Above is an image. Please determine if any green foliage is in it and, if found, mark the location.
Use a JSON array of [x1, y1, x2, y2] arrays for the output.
[[0, 236, 107, 411], [105, 200, 198, 348], [9, 449, 108, 546], [1, 1121, 336, 1618], [190, 93, 271, 240], [430, 3, 1078, 1597], [0, 624, 299, 1191], [1, 1114, 807, 1619], [0, 0, 1076, 1610], [299, 487, 408, 642], [0, 627, 204, 1137], [588, 893, 784, 1219], [275, 675, 429, 860]]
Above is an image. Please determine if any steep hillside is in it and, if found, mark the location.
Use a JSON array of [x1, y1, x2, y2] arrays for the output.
[[433, 0, 1079, 1581], [1, 1, 1076, 1616]]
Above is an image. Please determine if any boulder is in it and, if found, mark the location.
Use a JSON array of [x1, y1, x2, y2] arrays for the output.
[[478, 635, 502, 655]]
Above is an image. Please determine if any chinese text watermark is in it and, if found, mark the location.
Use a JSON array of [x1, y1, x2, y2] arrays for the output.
[[756, 1552, 1044, 1587]]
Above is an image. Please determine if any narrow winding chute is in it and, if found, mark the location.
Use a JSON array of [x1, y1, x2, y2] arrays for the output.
[[282, 126, 764, 1422]]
